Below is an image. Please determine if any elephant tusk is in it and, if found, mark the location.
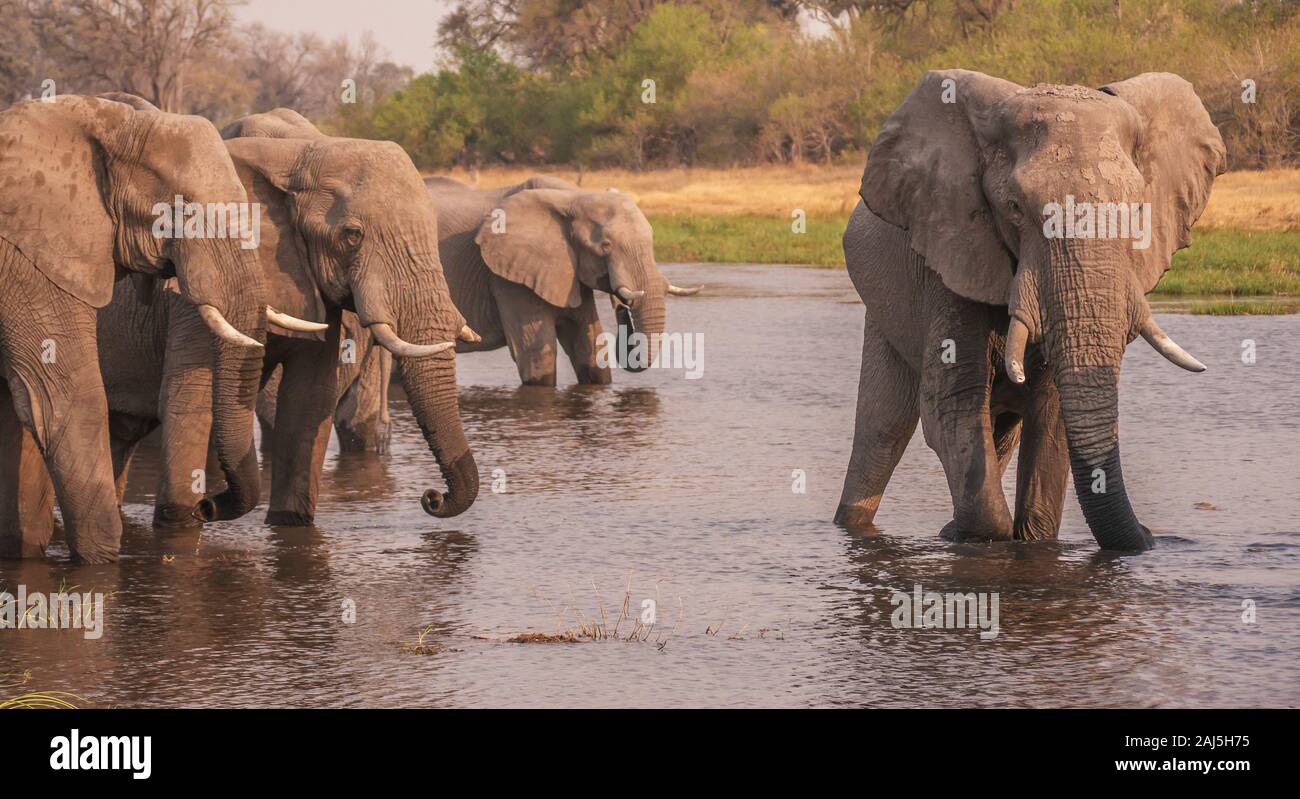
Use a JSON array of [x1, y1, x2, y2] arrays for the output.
[[1004, 317, 1029, 384], [1139, 315, 1206, 373], [266, 306, 329, 333], [615, 286, 645, 305], [667, 283, 703, 296], [197, 305, 263, 349], [458, 324, 481, 343], [369, 323, 455, 359]]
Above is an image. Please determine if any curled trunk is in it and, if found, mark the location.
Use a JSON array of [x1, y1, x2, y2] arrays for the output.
[[188, 242, 266, 521], [352, 228, 477, 518], [400, 351, 479, 517]]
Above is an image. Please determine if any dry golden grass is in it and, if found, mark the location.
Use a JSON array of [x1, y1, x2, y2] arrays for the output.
[[1199, 169, 1300, 231], [437, 163, 865, 217], [437, 164, 1300, 230]]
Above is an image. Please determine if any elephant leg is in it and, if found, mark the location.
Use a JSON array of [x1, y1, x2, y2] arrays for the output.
[[0, 380, 55, 558], [993, 412, 1023, 481], [1013, 378, 1070, 541], [267, 324, 341, 526], [835, 317, 920, 530], [107, 411, 158, 505], [492, 276, 558, 386], [557, 293, 611, 385], [154, 310, 218, 529], [919, 300, 1013, 542], [0, 294, 122, 562], [257, 363, 281, 460], [335, 337, 392, 453]]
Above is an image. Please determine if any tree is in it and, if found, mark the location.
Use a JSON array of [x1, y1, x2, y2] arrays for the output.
[[30, 0, 235, 112]]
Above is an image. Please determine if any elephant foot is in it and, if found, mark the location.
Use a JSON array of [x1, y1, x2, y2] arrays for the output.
[[940, 518, 1013, 543], [266, 509, 314, 527], [154, 503, 204, 530], [1013, 516, 1063, 541], [834, 503, 879, 533], [337, 430, 389, 454], [574, 367, 613, 385], [520, 373, 558, 388]]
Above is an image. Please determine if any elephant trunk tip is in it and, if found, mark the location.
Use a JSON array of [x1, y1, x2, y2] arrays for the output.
[[421, 450, 479, 518], [196, 497, 218, 522]]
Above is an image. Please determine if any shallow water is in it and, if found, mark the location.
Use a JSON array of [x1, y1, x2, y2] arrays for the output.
[[3, 263, 1298, 708]]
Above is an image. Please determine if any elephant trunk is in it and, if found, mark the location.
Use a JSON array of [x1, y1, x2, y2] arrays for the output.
[[399, 349, 479, 518], [612, 242, 666, 370], [1037, 238, 1153, 552], [188, 240, 266, 521], [352, 235, 477, 518]]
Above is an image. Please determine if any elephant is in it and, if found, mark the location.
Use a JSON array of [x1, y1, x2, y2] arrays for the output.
[[89, 106, 479, 527], [428, 175, 701, 387], [257, 175, 701, 454], [834, 70, 1225, 552], [0, 94, 268, 563], [225, 110, 398, 452]]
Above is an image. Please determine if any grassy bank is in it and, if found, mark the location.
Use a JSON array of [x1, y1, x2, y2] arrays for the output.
[[650, 214, 1300, 297], [439, 165, 1300, 308]]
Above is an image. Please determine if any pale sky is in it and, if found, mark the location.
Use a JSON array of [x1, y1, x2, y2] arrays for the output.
[[235, 0, 458, 74]]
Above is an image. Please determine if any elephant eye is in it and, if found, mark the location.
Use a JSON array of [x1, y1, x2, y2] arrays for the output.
[[341, 227, 364, 249], [599, 239, 613, 255]]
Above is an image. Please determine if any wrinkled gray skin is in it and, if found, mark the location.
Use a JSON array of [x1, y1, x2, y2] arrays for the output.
[[263, 175, 690, 453], [96, 108, 477, 526], [835, 71, 1225, 552], [435, 176, 673, 386], [0, 95, 267, 563]]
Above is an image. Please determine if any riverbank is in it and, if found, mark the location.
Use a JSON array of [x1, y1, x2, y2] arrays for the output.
[[437, 165, 1300, 313]]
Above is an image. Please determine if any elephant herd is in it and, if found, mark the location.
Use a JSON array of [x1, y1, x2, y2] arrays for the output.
[[0, 69, 1226, 563]]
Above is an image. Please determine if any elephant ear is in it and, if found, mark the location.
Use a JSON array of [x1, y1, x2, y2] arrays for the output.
[[0, 96, 136, 308], [476, 189, 581, 309], [1099, 73, 1227, 294], [860, 69, 1022, 306], [224, 137, 327, 340]]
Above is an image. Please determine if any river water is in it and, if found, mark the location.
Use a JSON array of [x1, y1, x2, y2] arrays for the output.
[[2, 263, 1297, 707]]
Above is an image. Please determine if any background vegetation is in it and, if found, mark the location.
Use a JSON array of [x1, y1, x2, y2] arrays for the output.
[[0, 0, 1295, 303], [4, 1, 1299, 172]]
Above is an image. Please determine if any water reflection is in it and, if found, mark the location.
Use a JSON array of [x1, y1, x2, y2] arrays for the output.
[[2, 264, 1297, 708]]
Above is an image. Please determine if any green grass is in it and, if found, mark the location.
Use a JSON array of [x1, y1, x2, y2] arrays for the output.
[[1185, 300, 1300, 315], [651, 214, 1300, 309], [1157, 229, 1300, 296], [650, 213, 847, 267]]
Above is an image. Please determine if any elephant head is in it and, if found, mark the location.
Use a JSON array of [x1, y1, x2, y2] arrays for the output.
[[477, 187, 698, 370], [0, 95, 268, 520], [861, 70, 1225, 551], [220, 133, 478, 518], [219, 108, 319, 140]]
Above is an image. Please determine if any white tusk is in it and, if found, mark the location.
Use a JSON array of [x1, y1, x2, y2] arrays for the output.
[[1004, 317, 1029, 384], [667, 284, 703, 296], [1140, 316, 1206, 372], [197, 305, 263, 349], [266, 306, 328, 333], [458, 324, 481, 343], [369, 323, 455, 358], [616, 286, 645, 304]]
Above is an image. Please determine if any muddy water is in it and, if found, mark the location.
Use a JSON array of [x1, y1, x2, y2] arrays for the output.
[[2, 263, 1298, 708]]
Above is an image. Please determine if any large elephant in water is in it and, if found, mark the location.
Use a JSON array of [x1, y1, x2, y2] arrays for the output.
[[835, 71, 1225, 552], [0, 95, 267, 563], [91, 107, 478, 526]]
